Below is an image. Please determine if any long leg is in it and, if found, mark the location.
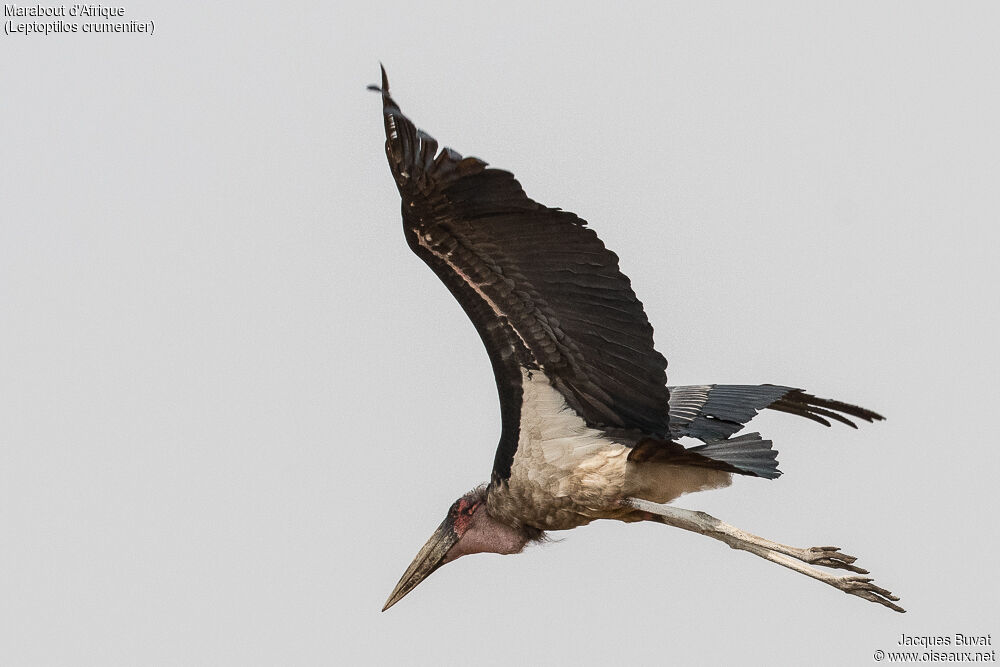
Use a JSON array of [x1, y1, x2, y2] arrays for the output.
[[625, 497, 904, 613]]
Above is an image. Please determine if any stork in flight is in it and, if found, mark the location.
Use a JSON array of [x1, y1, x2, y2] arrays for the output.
[[371, 67, 902, 613]]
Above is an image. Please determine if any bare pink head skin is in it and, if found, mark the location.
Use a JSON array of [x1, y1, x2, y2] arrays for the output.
[[382, 486, 538, 610]]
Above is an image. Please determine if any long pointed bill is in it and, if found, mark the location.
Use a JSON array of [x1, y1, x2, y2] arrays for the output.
[[382, 519, 458, 611]]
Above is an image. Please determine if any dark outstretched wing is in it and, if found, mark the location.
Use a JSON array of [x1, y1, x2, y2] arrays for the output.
[[668, 384, 884, 442], [372, 68, 671, 480]]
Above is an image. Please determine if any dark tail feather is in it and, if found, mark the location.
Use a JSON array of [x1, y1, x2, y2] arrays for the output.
[[688, 433, 781, 480]]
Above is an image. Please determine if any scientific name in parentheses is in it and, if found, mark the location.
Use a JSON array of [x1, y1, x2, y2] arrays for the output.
[[4, 4, 126, 18], [4, 4, 154, 35]]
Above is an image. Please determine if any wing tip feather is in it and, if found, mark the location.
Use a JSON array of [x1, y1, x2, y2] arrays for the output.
[[367, 63, 391, 95]]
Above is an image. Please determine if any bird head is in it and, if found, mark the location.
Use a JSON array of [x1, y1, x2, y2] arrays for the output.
[[382, 485, 531, 611]]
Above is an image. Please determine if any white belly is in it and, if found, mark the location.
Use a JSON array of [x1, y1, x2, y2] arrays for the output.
[[486, 368, 733, 530], [489, 369, 631, 530]]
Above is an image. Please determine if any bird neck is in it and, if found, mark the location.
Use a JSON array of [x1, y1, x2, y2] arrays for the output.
[[484, 482, 547, 545]]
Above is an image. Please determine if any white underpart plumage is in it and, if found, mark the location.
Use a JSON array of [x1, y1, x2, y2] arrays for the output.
[[489, 368, 629, 529], [487, 369, 730, 530], [518, 369, 629, 492]]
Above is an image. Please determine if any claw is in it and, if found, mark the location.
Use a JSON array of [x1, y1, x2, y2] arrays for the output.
[[809, 546, 855, 562], [839, 575, 905, 613], [802, 546, 869, 573]]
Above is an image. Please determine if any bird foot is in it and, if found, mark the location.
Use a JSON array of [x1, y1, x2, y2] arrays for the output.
[[790, 545, 904, 611], [833, 575, 905, 613], [798, 545, 869, 574], [625, 499, 905, 612]]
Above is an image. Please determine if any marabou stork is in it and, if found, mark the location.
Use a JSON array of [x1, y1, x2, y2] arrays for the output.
[[371, 67, 902, 613]]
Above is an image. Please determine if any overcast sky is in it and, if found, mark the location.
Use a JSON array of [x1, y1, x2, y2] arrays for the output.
[[3, 1, 998, 665]]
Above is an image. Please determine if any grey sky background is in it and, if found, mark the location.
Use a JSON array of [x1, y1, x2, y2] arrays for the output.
[[2, 2, 998, 665]]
